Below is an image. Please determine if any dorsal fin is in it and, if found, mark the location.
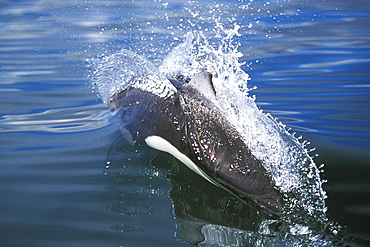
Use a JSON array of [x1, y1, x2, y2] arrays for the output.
[[186, 72, 217, 101]]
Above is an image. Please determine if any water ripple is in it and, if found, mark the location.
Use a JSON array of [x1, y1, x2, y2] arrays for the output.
[[0, 104, 110, 133], [301, 58, 370, 68], [111, 201, 153, 216], [110, 224, 144, 233]]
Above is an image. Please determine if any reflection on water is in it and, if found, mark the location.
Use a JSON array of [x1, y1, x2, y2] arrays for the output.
[[105, 135, 368, 246], [105, 135, 267, 245], [168, 170, 264, 245]]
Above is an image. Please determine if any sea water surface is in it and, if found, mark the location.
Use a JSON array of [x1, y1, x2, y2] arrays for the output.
[[0, 0, 369, 246]]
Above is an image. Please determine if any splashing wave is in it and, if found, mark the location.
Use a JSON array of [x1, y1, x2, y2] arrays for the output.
[[158, 30, 328, 226], [92, 49, 176, 104], [92, 27, 336, 243]]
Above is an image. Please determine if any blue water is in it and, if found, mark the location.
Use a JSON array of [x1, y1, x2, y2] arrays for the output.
[[0, 0, 369, 246]]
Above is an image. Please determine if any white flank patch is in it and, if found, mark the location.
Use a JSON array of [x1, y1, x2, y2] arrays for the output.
[[145, 135, 222, 188]]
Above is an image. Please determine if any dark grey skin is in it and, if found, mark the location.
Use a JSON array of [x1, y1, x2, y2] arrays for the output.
[[108, 72, 282, 218]]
